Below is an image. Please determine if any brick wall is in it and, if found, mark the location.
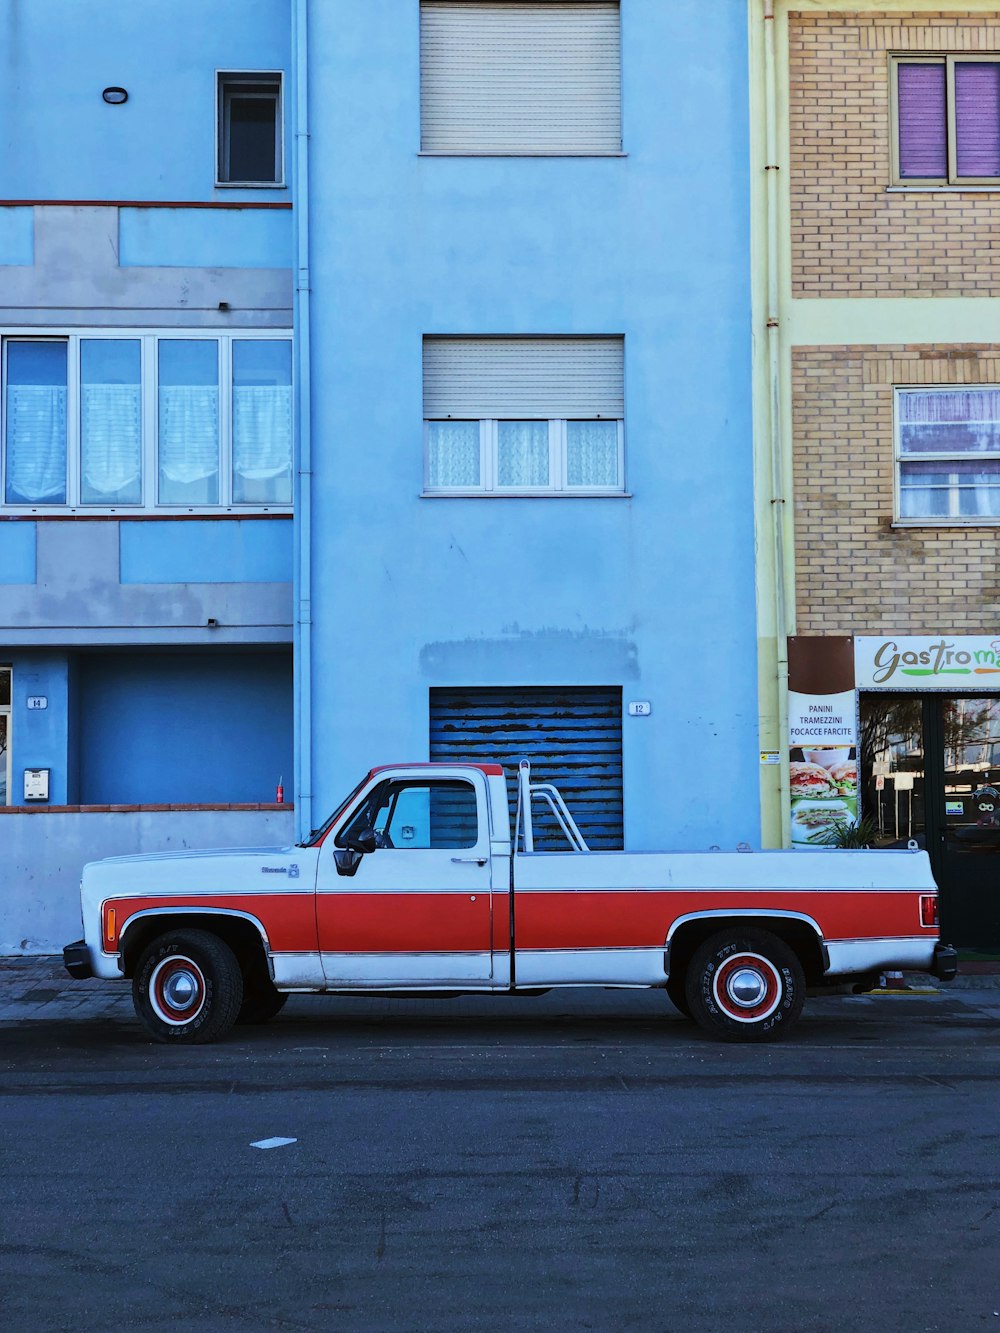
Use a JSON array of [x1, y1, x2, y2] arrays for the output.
[[790, 11, 1000, 297], [793, 344, 1000, 632]]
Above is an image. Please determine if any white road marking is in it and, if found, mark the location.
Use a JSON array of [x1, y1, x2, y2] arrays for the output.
[[250, 1137, 297, 1150]]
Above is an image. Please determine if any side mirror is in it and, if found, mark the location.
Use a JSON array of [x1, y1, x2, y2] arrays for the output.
[[333, 825, 378, 876]]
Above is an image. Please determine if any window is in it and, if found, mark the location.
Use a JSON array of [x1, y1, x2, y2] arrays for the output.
[[337, 779, 481, 850], [1, 332, 292, 512], [896, 387, 1000, 522], [420, 1, 621, 154], [217, 73, 283, 185], [423, 336, 625, 495], [892, 55, 1000, 184], [0, 667, 9, 807]]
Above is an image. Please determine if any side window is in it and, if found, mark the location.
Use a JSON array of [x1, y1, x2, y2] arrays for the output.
[[338, 779, 480, 850], [217, 73, 283, 186]]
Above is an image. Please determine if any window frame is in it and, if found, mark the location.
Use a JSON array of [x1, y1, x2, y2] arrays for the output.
[[894, 384, 1000, 526], [0, 328, 293, 516], [422, 417, 626, 497], [890, 53, 1000, 187], [335, 775, 489, 853], [216, 70, 285, 188]]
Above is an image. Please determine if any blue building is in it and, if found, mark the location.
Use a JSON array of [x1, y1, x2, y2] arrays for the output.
[[0, 0, 295, 951], [1, 0, 759, 952], [295, 0, 758, 853]]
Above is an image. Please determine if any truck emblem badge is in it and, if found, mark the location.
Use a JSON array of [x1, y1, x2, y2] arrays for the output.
[[289, 864, 300, 879]]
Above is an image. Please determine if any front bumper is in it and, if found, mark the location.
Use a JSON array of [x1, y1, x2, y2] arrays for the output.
[[930, 942, 959, 982], [63, 939, 93, 980]]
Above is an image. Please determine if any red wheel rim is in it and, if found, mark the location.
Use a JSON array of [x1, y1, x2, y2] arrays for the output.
[[712, 952, 782, 1023], [149, 955, 207, 1025]]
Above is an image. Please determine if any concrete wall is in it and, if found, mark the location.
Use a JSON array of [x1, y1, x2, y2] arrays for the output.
[[0, 0, 290, 204], [0, 207, 292, 327], [0, 807, 296, 954], [300, 0, 759, 852], [77, 650, 293, 803], [0, 0, 295, 949], [0, 520, 292, 647]]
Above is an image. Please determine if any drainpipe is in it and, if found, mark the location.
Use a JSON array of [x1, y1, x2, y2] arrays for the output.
[[293, 0, 313, 841], [763, 0, 791, 843]]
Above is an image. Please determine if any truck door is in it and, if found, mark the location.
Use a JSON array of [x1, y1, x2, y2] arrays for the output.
[[315, 772, 495, 984]]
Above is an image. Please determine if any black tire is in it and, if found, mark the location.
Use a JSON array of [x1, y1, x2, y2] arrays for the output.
[[236, 979, 288, 1025], [132, 929, 243, 1044], [685, 928, 805, 1043], [666, 972, 693, 1019]]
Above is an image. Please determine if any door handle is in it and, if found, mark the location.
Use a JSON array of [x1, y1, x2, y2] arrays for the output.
[[451, 857, 487, 866]]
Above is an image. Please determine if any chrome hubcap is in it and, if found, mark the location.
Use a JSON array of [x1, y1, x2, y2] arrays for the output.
[[727, 967, 768, 1008], [162, 969, 199, 1011]]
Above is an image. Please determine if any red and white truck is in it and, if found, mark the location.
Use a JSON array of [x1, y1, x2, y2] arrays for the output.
[[63, 760, 957, 1043]]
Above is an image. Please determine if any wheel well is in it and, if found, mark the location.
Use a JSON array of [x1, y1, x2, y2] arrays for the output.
[[120, 913, 270, 981], [667, 917, 826, 987]]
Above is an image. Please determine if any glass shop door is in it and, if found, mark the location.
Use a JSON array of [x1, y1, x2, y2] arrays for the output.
[[933, 696, 1000, 948], [859, 693, 1000, 949]]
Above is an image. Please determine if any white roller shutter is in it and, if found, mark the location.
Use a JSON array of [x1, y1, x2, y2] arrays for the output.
[[423, 337, 624, 418], [420, 2, 621, 153]]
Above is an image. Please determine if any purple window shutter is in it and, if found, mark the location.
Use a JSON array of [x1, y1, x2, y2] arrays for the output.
[[955, 62, 1000, 177], [897, 62, 947, 178]]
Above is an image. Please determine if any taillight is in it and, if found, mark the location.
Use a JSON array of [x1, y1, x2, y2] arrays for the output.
[[919, 894, 938, 928]]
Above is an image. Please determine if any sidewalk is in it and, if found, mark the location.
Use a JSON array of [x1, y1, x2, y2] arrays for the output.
[[1, 954, 999, 1025]]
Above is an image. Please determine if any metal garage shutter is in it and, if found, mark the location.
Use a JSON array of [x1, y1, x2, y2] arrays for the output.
[[429, 686, 623, 849], [423, 337, 624, 419], [420, 2, 622, 154]]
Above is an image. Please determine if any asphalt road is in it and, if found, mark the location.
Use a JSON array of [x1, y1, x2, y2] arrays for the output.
[[2, 987, 1000, 1333]]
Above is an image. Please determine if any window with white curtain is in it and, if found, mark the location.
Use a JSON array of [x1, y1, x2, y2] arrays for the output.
[[0, 331, 293, 513], [5, 341, 67, 505], [896, 386, 1000, 522], [423, 336, 625, 496]]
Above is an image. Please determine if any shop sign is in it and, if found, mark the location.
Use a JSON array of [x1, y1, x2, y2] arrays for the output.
[[855, 636, 1000, 689], [786, 639, 860, 849], [788, 689, 857, 746]]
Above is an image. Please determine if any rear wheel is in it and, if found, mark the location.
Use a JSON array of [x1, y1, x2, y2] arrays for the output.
[[686, 928, 804, 1042], [133, 929, 243, 1044]]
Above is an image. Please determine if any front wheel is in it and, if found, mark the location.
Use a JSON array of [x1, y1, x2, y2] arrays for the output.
[[133, 930, 243, 1044], [686, 928, 805, 1042]]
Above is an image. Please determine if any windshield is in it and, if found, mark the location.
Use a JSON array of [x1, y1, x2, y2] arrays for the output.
[[299, 774, 370, 847]]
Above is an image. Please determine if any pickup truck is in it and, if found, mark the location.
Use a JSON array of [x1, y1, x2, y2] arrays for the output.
[[63, 760, 957, 1044]]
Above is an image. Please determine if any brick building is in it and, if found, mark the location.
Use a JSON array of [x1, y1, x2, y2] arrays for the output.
[[755, 1, 1000, 947]]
